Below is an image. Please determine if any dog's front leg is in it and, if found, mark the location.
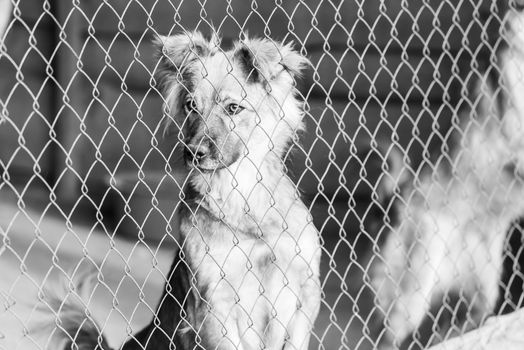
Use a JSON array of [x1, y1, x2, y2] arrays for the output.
[[283, 277, 321, 350], [202, 307, 244, 350], [266, 276, 320, 350], [235, 304, 267, 350]]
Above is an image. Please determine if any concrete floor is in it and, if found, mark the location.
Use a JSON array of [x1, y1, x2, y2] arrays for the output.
[[0, 187, 173, 350], [6, 182, 524, 350]]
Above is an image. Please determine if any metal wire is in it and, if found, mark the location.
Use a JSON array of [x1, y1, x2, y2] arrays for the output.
[[0, 1, 523, 350]]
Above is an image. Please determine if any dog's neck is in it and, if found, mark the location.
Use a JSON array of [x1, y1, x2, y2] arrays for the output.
[[185, 151, 300, 233]]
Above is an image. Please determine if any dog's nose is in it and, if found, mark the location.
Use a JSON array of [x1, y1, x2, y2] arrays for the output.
[[185, 143, 209, 163]]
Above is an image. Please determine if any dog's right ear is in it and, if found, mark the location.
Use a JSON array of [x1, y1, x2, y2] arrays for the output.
[[153, 32, 212, 94], [153, 32, 214, 136], [370, 141, 412, 204], [473, 73, 501, 122]]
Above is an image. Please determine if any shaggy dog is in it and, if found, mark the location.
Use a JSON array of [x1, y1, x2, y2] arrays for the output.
[[36, 32, 321, 350], [371, 8, 524, 350]]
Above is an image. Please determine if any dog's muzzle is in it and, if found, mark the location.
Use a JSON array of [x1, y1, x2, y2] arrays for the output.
[[184, 142, 210, 164], [184, 140, 229, 172], [183, 135, 241, 171]]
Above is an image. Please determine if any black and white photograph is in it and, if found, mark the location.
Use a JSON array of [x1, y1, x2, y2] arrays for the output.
[[1, 1, 524, 349]]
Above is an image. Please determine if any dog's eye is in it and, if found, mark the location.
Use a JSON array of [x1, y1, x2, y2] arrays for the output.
[[226, 103, 245, 115], [184, 99, 197, 114]]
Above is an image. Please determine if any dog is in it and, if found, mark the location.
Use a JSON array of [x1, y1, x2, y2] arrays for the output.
[[34, 31, 322, 350], [371, 7, 524, 349]]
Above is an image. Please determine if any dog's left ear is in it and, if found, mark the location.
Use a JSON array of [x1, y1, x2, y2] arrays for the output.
[[233, 38, 309, 84]]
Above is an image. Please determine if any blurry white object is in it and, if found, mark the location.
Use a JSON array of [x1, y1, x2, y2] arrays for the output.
[[0, 0, 9, 124], [428, 310, 524, 350], [0, 0, 11, 42], [371, 6, 524, 349]]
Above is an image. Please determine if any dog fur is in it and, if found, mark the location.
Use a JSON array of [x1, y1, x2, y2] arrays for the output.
[[160, 31, 322, 350], [34, 32, 321, 350], [371, 8, 524, 349]]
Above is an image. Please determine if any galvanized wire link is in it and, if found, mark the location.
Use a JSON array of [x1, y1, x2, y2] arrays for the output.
[[1, 1, 524, 350]]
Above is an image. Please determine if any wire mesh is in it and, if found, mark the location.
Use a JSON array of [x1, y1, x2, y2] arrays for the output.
[[1, 0, 524, 350]]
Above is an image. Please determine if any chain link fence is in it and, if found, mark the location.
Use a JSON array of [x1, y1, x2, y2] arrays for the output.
[[1, 0, 523, 349]]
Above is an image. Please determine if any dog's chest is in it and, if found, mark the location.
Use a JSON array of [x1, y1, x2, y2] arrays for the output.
[[188, 230, 296, 288], [181, 210, 313, 296]]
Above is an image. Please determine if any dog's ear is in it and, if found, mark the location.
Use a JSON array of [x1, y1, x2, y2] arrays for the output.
[[474, 73, 501, 122], [364, 140, 411, 205], [153, 32, 215, 135], [153, 31, 213, 94], [233, 38, 309, 84]]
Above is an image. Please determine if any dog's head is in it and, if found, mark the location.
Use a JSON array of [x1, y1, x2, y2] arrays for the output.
[[154, 31, 308, 173], [502, 8, 524, 176], [473, 6, 524, 177]]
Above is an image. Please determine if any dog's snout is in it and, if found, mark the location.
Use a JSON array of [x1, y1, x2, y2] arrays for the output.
[[185, 143, 210, 163]]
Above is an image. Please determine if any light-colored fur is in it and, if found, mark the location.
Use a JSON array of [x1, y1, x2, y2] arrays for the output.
[[31, 32, 321, 350], [0, 0, 11, 42], [371, 8, 524, 349], [156, 32, 322, 350]]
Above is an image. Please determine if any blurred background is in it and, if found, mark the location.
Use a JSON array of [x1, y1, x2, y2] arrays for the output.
[[0, 1, 522, 350]]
